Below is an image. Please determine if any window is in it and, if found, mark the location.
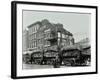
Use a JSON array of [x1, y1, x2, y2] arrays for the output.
[[62, 34, 65, 38], [29, 35, 31, 40], [65, 35, 68, 38], [33, 27, 34, 32], [34, 33, 36, 38], [69, 36, 72, 40], [32, 28, 34, 33], [34, 41, 36, 47], [37, 25, 38, 30], [47, 41, 49, 45], [44, 33, 45, 38], [29, 29, 30, 34], [46, 32, 49, 38], [32, 42, 34, 48], [36, 41, 37, 47], [62, 39, 66, 46], [38, 39, 40, 44], [34, 27, 35, 32], [50, 33, 52, 37], [31, 44, 33, 48], [36, 25, 39, 31], [44, 33, 47, 38], [34, 41, 37, 47]]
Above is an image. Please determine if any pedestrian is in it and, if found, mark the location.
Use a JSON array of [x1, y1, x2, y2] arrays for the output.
[[53, 55, 60, 68]]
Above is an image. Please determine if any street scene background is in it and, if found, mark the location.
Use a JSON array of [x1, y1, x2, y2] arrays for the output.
[[22, 10, 91, 69]]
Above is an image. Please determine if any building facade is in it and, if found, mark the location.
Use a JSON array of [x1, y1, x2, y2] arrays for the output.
[[27, 21, 41, 51], [25, 19, 74, 53]]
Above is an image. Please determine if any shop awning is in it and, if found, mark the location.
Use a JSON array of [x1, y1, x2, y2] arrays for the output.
[[31, 50, 42, 54], [82, 46, 91, 55], [61, 45, 79, 51], [62, 43, 90, 51], [23, 51, 33, 55]]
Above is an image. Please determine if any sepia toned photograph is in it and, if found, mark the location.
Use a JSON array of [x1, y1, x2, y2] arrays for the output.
[[22, 10, 91, 69], [11, 1, 97, 79]]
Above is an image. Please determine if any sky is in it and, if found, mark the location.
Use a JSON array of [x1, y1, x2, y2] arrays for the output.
[[23, 10, 91, 42]]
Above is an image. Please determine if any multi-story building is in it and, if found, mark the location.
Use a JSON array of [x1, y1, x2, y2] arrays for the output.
[[37, 19, 74, 51], [27, 19, 74, 53], [23, 19, 75, 64], [27, 21, 41, 51]]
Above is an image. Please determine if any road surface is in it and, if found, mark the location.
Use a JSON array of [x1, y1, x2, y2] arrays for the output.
[[23, 64, 53, 69]]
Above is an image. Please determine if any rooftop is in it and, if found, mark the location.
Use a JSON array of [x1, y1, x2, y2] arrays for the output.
[[36, 19, 73, 36]]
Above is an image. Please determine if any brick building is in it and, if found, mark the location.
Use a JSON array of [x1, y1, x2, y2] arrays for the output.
[[25, 19, 74, 53]]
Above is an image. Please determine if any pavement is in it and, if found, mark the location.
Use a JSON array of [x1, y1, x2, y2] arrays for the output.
[[23, 64, 53, 69], [22, 63, 90, 69]]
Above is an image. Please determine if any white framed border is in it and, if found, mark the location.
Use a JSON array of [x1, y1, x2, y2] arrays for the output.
[[11, 1, 98, 79]]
